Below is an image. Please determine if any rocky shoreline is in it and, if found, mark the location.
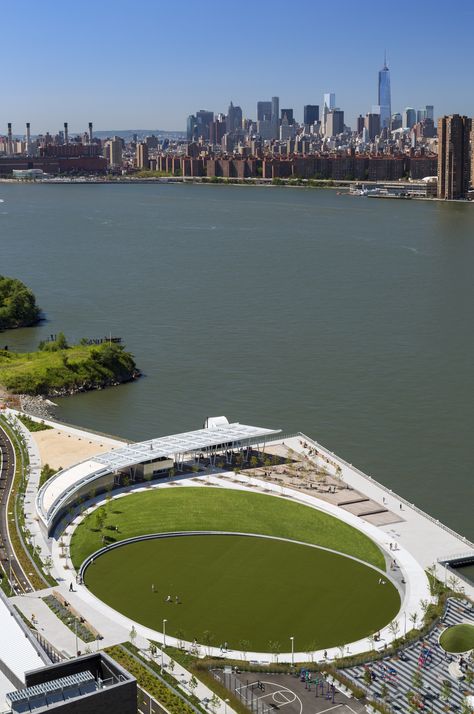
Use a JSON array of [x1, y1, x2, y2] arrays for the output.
[[3, 370, 141, 420]]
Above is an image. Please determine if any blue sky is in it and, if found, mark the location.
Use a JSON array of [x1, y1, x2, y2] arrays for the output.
[[1, 0, 472, 133]]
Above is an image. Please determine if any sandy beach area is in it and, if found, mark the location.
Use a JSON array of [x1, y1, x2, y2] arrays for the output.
[[32, 428, 116, 470]]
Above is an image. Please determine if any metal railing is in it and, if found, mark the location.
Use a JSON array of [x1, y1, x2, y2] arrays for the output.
[[212, 670, 271, 714], [264, 431, 474, 551]]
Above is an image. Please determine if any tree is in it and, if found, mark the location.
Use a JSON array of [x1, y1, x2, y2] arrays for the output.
[[441, 679, 452, 711], [168, 659, 175, 675], [176, 628, 185, 650], [209, 693, 221, 712], [412, 667, 423, 691], [388, 620, 400, 640], [202, 630, 214, 656], [129, 625, 137, 646], [268, 640, 281, 663], [238, 639, 250, 659], [409, 612, 419, 630], [363, 668, 372, 687], [189, 675, 198, 695], [380, 682, 389, 703]]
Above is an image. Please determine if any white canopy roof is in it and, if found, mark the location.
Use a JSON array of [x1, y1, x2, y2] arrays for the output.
[[38, 422, 280, 528]]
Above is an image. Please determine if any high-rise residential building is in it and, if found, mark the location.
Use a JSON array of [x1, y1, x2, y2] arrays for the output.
[[365, 113, 381, 141], [226, 101, 242, 133], [303, 105, 319, 125], [271, 96, 279, 139], [323, 92, 335, 133], [425, 105, 434, 121], [280, 108, 294, 125], [257, 101, 272, 121], [107, 137, 123, 168], [325, 109, 344, 137], [378, 56, 391, 129], [403, 108, 416, 129], [136, 142, 149, 169], [437, 114, 471, 199]]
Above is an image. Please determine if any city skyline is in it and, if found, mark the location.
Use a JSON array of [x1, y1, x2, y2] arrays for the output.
[[0, 0, 473, 132]]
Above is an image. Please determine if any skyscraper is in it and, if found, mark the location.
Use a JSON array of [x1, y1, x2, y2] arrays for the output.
[[226, 102, 242, 133], [303, 105, 319, 125], [323, 92, 335, 134], [257, 101, 272, 121], [271, 96, 279, 139], [403, 108, 416, 129], [325, 110, 344, 137], [437, 114, 471, 200], [378, 55, 391, 129]]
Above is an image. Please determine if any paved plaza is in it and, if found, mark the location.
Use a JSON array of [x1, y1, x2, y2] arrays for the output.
[[343, 597, 474, 713]]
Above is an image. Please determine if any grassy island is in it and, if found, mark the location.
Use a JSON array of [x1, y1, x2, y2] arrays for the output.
[[0, 334, 139, 396], [0, 275, 41, 331]]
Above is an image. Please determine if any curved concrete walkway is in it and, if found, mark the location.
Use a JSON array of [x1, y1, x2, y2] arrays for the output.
[[50, 472, 430, 663]]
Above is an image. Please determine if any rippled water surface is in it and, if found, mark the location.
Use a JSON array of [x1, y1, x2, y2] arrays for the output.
[[1, 183, 473, 538]]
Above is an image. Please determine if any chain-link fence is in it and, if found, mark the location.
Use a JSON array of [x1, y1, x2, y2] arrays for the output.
[[212, 669, 272, 714]]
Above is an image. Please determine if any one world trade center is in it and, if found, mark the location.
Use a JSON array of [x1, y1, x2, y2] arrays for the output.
[[378, 55, 391, 129]]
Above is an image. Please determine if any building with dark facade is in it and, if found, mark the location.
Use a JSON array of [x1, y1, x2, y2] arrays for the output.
[[6, 653, 136, 714], [303, 105, 319, 126], [437, 114, 471, 199], [365, 113, 381, 141], [280, 108, 294, 125]]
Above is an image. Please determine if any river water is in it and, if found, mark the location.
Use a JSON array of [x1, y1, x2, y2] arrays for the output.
[[1, 183, 473, 540]]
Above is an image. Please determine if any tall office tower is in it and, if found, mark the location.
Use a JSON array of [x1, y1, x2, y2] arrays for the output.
[[325, 109, 344, 137], [226, 101, 242, 133], [356, 114, 365, 135], [425, 105, 434, 121], [187, 114, 197, 141], [437, 115, 471, 199], [417, 109, 426, 123], [391, 113, 402, 130], [378, 55, 391, 129], [471, 124, 474, 189], [365, 113, 381, 141], [63, 122, 69, 144], [280, 108, 294, 125], [195, 110, 214, 141], [323, 92, 336, 133], [403, 108, 416, 129], [136, 142, 149, 169], [88, 122, 93, 144], [7, 123, 13, 155], [26, 122, 31, 154], [303, 105, 319, 125], [271, 96, 279, 139], [257, 101, 272, 121]]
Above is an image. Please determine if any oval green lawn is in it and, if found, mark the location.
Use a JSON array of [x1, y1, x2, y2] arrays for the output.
[[439, 624, 474, 653], [85, 535, 399, 651], [71, 487, 385, 571]]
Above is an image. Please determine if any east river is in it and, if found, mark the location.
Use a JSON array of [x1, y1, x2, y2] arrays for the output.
[[1, 183, 473, 539]]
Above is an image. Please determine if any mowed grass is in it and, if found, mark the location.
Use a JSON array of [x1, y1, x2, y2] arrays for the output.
[[439, 624, 474, 653], [71, 487, 386, 570], [85, 535, 400, 651]]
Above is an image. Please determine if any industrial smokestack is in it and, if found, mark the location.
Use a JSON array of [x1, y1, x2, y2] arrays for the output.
[[88, 121, 93, 144], [26, 122, 31, 154], [7, 123, 13, 155], [64, 122, 69, 144]]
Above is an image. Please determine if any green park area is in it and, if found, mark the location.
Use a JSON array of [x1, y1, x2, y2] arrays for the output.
[[0, 335, 138, 395], [70, 487, 386, 571], [85, 534, 400, 652], [439, 623, 474, 653]]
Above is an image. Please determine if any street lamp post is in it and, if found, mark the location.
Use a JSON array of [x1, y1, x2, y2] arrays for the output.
[[224, 698, 229, 714], [161, 619, 167, 674], [290, 636, 294, 667]]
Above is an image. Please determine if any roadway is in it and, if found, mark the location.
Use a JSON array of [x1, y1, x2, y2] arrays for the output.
[[0, 422, 33, 594]]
